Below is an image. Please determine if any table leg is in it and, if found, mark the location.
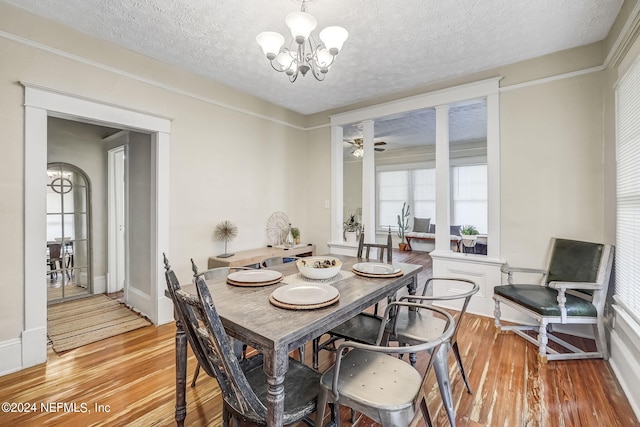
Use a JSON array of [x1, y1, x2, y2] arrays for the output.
[[264, 350, 288, 427], [175, 320, 187, 426]]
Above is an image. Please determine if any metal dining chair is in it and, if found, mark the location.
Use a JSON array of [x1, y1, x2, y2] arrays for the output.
[[312, 230, 393, 370], [390, 277, 480, 426], [164, 254, 328, 426], [316, 303, 455, 427]]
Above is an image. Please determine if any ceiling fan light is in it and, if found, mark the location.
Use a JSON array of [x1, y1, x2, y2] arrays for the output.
[[319, 26, 348, 55], [286, 11, 317, 44], [352, 148, 363, 157], [256, 32, 285, 59]]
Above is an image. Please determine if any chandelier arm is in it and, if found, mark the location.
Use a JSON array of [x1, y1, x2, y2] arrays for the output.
[[268, 60, 286, 73]]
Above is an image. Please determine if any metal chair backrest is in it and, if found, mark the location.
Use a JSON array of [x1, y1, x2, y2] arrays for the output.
[[357, 230, 392, 263], [403, 277, 479, 346], [163, 255, 266, 421]]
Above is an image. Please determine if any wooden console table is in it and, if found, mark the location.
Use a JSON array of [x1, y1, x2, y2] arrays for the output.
[[207, 244, 315, 268]]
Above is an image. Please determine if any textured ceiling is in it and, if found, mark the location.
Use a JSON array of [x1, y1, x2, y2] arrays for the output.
[[3, 0, 623, 116]]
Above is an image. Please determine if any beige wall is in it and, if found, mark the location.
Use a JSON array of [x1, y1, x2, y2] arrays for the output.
[[0, 3, 308, 343]]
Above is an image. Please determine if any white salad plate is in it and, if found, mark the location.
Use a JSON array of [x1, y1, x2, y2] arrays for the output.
[[271, 283, 339, 306], [227, 269, 283, 283], [352, 262, 401, 275]]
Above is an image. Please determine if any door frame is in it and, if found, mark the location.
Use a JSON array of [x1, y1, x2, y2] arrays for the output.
[[23, 84, 173, 369]]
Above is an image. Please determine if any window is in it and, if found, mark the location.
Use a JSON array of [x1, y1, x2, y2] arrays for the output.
[[377, 168, 436, 230], [615, 58, 640, 321], [452, 164, 488, 234], [377, 165, 486, 233], [378, 170, 409, 228]]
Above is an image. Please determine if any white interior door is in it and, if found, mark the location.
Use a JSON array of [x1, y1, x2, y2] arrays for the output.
[[108, 142, 127, 293]]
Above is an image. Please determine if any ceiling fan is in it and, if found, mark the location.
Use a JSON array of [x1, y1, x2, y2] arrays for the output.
[[345, 138, 387, 157]]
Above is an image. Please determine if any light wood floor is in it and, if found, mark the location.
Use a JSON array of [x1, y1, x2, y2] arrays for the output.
[[2, 251, 637, 426]]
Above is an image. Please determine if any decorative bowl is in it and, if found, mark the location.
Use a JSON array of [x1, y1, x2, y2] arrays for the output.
[[296, 256, 342, 280]]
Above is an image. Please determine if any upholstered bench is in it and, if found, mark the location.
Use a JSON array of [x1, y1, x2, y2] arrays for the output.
[[405, 232, 462, 251], [404, 219, 462, 252]]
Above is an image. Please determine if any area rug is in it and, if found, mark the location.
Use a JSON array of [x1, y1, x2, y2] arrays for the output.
[[47, 294, 152, 353]]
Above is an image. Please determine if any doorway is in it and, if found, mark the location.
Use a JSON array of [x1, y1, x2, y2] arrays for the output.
[[22, 85, 173, 370]]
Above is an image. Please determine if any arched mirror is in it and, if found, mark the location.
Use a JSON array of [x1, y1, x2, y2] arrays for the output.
[[47, 163, 92, 302]]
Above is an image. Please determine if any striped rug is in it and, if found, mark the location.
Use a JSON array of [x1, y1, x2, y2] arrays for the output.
[[47, 294, 152, 353]]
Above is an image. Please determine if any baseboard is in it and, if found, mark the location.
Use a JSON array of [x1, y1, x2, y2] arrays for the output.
[[126, 286, 151, 320], [0, 338, 22, 377], [93, 275, 106, 294], [609, 304, 640, 421]]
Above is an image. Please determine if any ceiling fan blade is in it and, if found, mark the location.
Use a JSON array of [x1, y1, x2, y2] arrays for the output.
[[374, 141, 387, 146], [374, 147, 385, 151]]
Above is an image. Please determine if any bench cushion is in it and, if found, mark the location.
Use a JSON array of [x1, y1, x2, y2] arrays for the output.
[[405, 232, 461, 241]]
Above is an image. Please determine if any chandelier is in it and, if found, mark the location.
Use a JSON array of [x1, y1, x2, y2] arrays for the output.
[[256, 0, 348, 82]]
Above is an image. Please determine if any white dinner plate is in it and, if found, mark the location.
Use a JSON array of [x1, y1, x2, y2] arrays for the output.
[[227, 269, 283, 283], [271, 283, 339, 306], [352, 262, 401, 275]]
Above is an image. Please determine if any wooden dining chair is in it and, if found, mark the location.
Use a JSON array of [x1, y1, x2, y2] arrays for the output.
[[357, 229, 393, 262], [189, 261, 253, 386], [316, 303, 455, 427], [163, 254, 327, 426], [47, 243, 64, 279]]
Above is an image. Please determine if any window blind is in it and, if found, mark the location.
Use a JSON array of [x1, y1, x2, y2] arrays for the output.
[[615, 57, 640, 320]]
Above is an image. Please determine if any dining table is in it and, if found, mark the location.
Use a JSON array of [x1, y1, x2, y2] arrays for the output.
[[171, 254, 423, 427]]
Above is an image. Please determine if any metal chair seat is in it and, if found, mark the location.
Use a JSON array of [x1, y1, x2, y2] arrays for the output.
[[321, 349, 421, 414]]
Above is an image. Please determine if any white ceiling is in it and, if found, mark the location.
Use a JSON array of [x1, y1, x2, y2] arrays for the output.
[[4, 0, 623, 117]]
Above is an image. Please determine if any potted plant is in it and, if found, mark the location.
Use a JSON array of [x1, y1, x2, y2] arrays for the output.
[[291, 227, 300, 245], [343, 213, 361, 244], [460, 224, 479, 251], [397, 202, 411, 251]]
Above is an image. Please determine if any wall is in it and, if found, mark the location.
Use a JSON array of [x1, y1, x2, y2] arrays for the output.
[[0, 3, 308, 364]]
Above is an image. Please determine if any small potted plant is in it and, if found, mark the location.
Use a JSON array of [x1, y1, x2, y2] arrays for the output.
[[397, 202, 411, 251], [460, 224, 479, 251], [291, 227, 300, 245], [343, 213, 361, 244]]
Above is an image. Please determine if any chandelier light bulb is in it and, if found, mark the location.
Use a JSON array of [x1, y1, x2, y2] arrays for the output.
[[276, 51, 295, 71], [285, 11, 317, 44], [256, 32, 285, 59], [319, 26, 348, 55], [316, 48, 333, 70]]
